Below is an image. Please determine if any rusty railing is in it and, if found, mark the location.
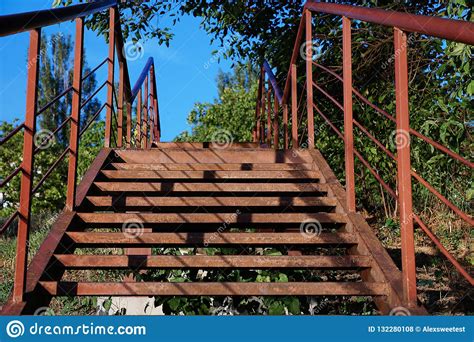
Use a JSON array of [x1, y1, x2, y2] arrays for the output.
[[255, 1, 474, 308], [0, 0, 160, 302]]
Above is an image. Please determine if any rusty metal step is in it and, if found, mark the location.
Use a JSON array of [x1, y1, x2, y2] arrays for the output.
[[84, 196, 338, 208], [110, 162, 315, 171], [115, 149, 313, 164], [151, 142, 260, 149], [66, 232, 358, 246], [39, 281, 387, 296], [93, 182, 328, 193], [54, 255, 372, 269], [76, 212, 347, 225], [100, 170, 322, 180]]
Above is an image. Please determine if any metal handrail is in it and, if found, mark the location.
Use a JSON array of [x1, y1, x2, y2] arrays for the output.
[[131, 57, 154, 101], [281, 1, 474, 105], [304, 1, 474, 45], [0, 0, 117, 37], [263, 60, 283, 104]]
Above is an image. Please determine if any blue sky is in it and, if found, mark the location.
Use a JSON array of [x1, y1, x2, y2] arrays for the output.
[[0, 0, 232, 141]]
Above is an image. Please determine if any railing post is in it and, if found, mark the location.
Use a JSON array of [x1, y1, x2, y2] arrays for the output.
[[14, 28, 41, 303], [117, 58, 124, 148], [136, 89, 142, 148], [254, 69, 263, 143], [343, 16, 356, 212], [273, 94, 279, 148], [305, 9, 314, 149], [104, 7, 116, 148], [394, 27, 417, 308], [126, 101, 132, 148], [150, 64, 160, 143], [291, 64, 298, 148], [266, 82, 272, 146], [143, 75, 148, 148], [66, 18, 84, 210], [283, 104, 288, 149]]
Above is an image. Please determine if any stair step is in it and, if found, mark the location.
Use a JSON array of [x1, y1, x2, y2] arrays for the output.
[[101, 170, 322, 180], [110, 163, 315, 171], [77, 212, 347, 225], [39, 281, 387, 296], [66, 232, 358, 246], [151, 142, 260, 149], [115, 150, 312, 164], [54, 255, 371, 269], [93, 182, 328, 193], [84, 196, 338, 208]]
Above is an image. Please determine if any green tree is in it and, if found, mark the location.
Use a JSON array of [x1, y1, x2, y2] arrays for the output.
[[175, 61, 258, 142], [39, 33, 101, 145]]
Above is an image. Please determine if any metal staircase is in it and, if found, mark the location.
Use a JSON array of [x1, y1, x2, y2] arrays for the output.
[[1, 1, 472, 315], [3, 143, 410, 314]]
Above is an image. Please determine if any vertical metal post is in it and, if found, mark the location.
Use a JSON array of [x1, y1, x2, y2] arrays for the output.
[[126, 101, 132, 148], [117, 59, 125, 148], [150, 65, 159, 143], [266, 84, 272, 146], [143, 75, 148, 148], [291, 64, 298, 148], [136, 90, 142, 148], [283, 104, 288, 149], [260, 76, 266, 145], [66, 18, 84, 210], [394, 27, 417, 307], [104, 7, 116, 147], [343, 16, 356, 212], [273, 94, 279, 148], [254, 70, 263, 143], [14, 28, 41, 302], [305, 10, 314, 149]]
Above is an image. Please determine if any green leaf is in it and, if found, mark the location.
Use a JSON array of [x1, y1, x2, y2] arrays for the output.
[[269, 301, 285, 315], [286, 298, 300, 315]]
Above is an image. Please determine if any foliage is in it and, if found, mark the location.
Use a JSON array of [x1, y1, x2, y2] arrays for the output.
[[39, 33, 101, 145], [175, 61, 258, 142]]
